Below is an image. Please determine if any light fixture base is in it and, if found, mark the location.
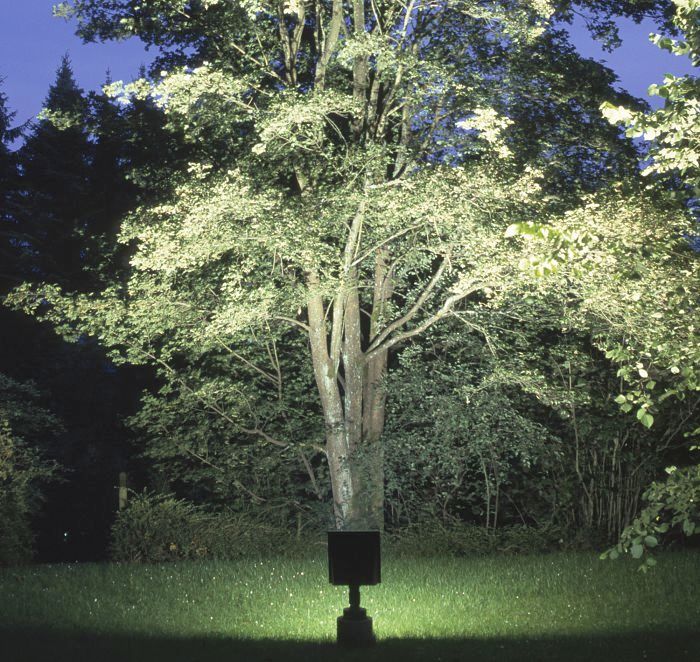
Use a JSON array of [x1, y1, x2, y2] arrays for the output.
[[337, 613, 375, 647]]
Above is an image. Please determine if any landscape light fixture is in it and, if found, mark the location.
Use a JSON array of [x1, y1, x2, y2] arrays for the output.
[[327, 530, 381, 646]]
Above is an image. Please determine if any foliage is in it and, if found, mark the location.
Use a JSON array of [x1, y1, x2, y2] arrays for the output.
[[0, 56, 192, 561], [0, 420, 36, 565], [383, 328, 556, 530], [15, 56, 94, 288], [602, 461, 700, 570], [382, 306, 695, 544], [110, 490, 319, 563], [386, 518, 561, 557], [507, 7, 700, 429], [0, 79, 22, 287], [511, 0, 700, 559], [11, 56, 184, 291], [601, 0, 700, 193], [0, 375, 61, 565], [508, 189, 699, 423]]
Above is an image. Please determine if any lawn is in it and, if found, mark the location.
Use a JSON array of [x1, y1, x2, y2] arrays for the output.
[[1, 551, 698, 661]]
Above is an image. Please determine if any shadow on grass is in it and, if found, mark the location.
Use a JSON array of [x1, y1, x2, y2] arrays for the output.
[[1, 627, 698, 662]]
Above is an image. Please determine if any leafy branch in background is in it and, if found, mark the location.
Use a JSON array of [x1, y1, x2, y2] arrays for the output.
[[601, 0, 700, 193]]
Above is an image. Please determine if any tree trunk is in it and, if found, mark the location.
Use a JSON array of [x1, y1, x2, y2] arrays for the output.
[[306, 270, 355, 527], [306, 250, 390, 530], [303, 2, 443, 532], [362, 249, 393, 528]]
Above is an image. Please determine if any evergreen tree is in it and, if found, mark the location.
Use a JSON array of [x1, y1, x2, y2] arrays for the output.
[[0, 79, 23, 288], [2, 62, 150, 561], [83, 74, 137, 285], [17, 55, 92, 289]]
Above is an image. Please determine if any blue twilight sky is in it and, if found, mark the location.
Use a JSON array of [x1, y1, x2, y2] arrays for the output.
[[0, 1, 696, 135]]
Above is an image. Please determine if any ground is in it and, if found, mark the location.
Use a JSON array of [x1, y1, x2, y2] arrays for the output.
[[1, 551, 698, 661]]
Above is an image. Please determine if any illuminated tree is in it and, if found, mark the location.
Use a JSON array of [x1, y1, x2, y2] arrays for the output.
[[12, 0, 690, 532]]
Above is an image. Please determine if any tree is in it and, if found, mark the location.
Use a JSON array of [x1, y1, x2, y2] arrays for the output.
[[15, 0, 685, 531], [16, 55, 93, 289], [0, 79, 23, 287], [537, 0, 700, 437], [601, 0, 700, 196], [594, 0, 700, 562], [2, 63, 158, 560], [0, 86, 61, 565], [505, 0, 700, 556]]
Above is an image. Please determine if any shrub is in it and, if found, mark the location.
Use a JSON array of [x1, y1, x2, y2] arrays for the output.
[[0, 490, 35, 565], [449, 523, 499, 555], [109, 491, 322, 562], [0, 416, 58, 565], [386, 520, 496, 557], [110, 491, 201, 563]]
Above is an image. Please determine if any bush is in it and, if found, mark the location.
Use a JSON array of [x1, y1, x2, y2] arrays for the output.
[[109, 491, 321, 562], [111, 492, 563, 563], [0, 491, 35, 565], [0, 416, 58, 566], [496, 524, 561, 554]]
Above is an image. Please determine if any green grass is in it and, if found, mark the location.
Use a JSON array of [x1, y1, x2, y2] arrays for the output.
[[1, 551, 698, 661]]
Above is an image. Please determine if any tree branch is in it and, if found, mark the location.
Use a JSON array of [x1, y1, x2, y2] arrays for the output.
[[298, 448, 324, 499], [315, 0, 344, 90], [330, 200, 365, 371], [364, 282, 485, 363], [350, 220, 421, 268], [273, 315, 310, 332], [180, 445, 265, 503], [306, 269, 344, 425], [240, 425, 289, 448], [367, 256, 449, 353], [214, 337, 279, 386]]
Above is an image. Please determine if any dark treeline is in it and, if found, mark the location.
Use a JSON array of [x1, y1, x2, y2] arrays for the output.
[[0, 57, 185, 562]]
